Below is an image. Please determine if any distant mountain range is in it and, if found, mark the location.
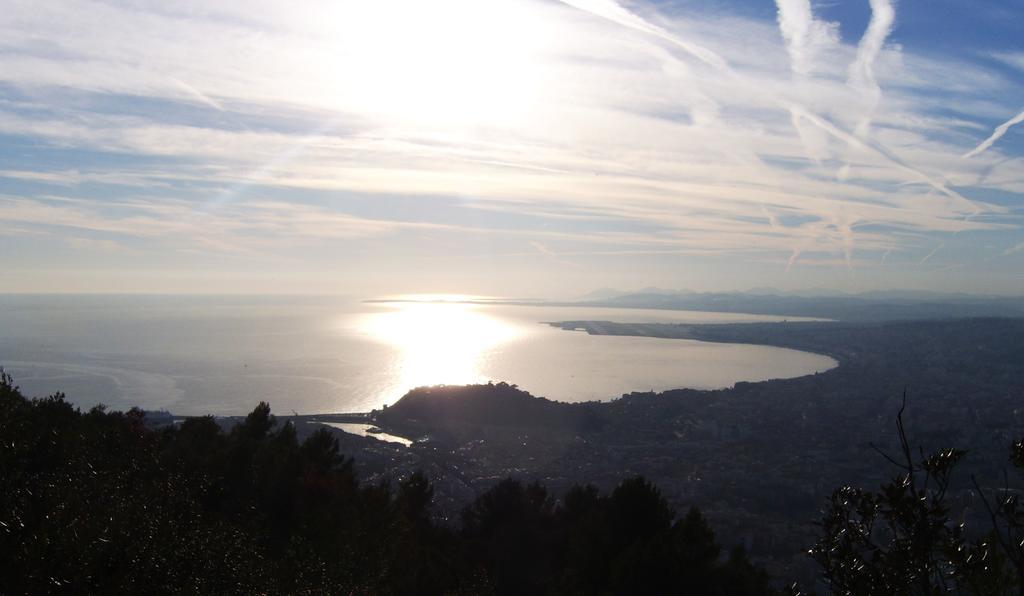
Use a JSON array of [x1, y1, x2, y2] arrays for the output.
[[580, 287, 694, 301], [568, 288, 1024, 321]]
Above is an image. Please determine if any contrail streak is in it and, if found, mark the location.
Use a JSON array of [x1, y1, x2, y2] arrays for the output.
[[963, 109, 1024, 158], [530, 240, 582, 268], [170, 78, 228, 113], [559, 0, 982, 214], [557, 0, 728, 71], [1004, 241, 1024, 256], [838, 216, 854, 269], [557, 0, 725, 126], [785, 247, 802, 272], [761, 204, 781, 230], [774, 0, 836, 76], [773, 0, 837, 164], [848, 0, 895, 137], [789, 106, 982, 215], [776, 0, 813, 76], [558, 0, 993, 257], [920, 242, 944, 264]]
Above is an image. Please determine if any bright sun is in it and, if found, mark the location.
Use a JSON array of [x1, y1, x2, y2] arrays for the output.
[[327, 0, 549, 127]]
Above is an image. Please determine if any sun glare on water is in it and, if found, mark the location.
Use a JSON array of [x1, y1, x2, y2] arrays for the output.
[[359, 301, 521, 404]]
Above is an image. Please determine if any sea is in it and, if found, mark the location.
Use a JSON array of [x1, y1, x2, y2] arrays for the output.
[[0, 294, 836, 416]]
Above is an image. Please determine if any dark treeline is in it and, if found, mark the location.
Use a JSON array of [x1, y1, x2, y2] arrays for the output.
[[0, 372, 772, 595], [8, 369, 1024, 595]]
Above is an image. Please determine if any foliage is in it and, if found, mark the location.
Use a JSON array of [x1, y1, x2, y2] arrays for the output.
[[0, 371, 772, 595], [459, 475, 773, 595], [811, 397, 1024, 595]]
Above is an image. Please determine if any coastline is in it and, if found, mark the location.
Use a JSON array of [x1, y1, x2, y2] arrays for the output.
[[160, 318, 843, 448]]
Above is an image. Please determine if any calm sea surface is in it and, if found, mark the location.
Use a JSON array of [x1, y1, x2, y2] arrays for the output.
[[0, 295, 836, 415]]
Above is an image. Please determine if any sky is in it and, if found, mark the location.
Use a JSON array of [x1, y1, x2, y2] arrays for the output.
[[1, 0, 1023, 297]]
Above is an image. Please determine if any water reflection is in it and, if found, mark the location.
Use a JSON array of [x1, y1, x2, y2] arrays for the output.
[[319, 422, 413, 447], [359, 302, 521, 403]]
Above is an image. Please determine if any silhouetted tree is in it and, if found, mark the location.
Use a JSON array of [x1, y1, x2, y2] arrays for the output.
[[462, 478, 556, 594], [811, 398, 1023, 595], [0, 371, 776, 595]]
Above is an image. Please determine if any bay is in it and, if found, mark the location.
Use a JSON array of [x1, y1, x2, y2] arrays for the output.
[[0, 295, 836, 415]]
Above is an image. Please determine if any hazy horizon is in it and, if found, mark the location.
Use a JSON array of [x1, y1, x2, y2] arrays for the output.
[[2, 0, 1023, 296], [0, 287, 1022, 300]]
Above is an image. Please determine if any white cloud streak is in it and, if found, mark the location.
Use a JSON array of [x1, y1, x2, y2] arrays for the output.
[[774, 0, 838, 77], [529, 240, 582, 267], [920, 242, 944, 264], [563, 0, 983, 224], [557, 0, 729, 71], [963, 109, 1024, 158], [848, 0, 895, 137]]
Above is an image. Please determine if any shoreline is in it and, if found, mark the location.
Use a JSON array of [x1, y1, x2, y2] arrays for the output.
[[159, 319, 844, 448]]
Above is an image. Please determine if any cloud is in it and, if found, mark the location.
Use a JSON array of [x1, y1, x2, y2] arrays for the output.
[[0, 0, 1019, 291], [963, 109, 1024, 159], [557, 0, 729, 71], [774, 0, 839, 77], [561, 0, 978, 218], [771, 0, 839, 167], [67, 237, 124, 252], [529, 240, 581, 267], [992, 52, 1024, 73], [170, 78, 228, 113], [920, 242, 944, 264], [0, 195, 401, 257], [847, 0, 895, 137]]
